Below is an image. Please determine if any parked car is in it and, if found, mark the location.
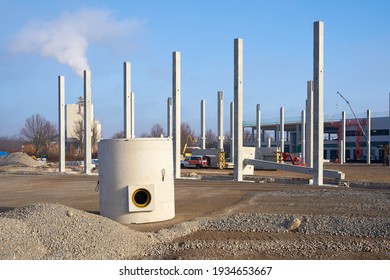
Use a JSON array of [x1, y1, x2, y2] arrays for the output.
[[181, 155, 208, 168]]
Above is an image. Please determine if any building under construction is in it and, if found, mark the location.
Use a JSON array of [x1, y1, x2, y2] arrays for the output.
[[243, 112, 389, 163]]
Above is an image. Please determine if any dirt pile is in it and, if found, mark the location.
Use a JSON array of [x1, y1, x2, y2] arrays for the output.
[[0, 152, 43, 167]]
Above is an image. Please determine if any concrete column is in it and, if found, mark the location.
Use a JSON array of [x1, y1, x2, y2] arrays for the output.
[[256, 104, 261, 148], [130, 92, 135, 138], [341, 111, 346, 164], [234, 38, 243, 182], [280, 107, 285, 153], [83, 70, 92, 175], [305, 80, 314, 168], [58, 76, 65, 173], [201, 100, 206, 149], [167, 97, 172, 138], [218, 91, 224, 151], [367, 109, 371, 164], [301, 110, 306, 164], [267, 137, 271, 148], [313, 21, 324, 186], [172, 51, 181, 179], [124, 62, 131, 138], [230, 101, 234, 163], [340, 140, 344, 166]]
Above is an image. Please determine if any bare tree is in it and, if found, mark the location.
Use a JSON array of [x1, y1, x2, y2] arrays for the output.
[[42, 120, 57, 157], [73, 119, 100, 154], [0, 136, 23, 153], [223, 131, 231, 158], [181, 122, 196, 152], [20, 114, 57, 156], [112, 131, 125, 139], [205, 129, 217, 148], [150, 124, 165, 137], [73, 119, 84, 154]]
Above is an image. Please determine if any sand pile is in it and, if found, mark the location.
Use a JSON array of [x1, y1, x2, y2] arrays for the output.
[[0, 152, 43, 167]]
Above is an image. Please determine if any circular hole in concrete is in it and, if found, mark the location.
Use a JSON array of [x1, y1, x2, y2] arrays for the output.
[[132, 188, 151, 208]]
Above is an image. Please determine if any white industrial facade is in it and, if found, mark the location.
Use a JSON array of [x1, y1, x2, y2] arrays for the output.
[[243, 113, 389, 163], [65, 97, 101, 151]]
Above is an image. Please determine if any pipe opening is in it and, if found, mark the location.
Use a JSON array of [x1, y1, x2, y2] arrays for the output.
[[132, 188, 151, 208]]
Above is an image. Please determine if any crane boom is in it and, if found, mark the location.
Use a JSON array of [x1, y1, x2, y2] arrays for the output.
[[337, 91, 367, 141]]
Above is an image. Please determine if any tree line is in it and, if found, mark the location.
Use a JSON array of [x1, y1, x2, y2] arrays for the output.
[[1, 114, 231, 159]]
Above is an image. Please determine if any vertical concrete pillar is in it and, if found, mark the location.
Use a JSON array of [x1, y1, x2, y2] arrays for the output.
[[341, 111, 346, 164], [256, 104, 261, 148], [367, 109, 371, 164], [172, 51, 181, 179], [280, 107, 285, 153], [313, 21, 324, 186], [130, 92, 135, 138], [230, 101, 234, 163], [305, 80, 314, 168], [267, 137, 271, 148], [218, 91, 224, 151], [201, 100, 206, 149], [234, 38, 243, 182], [301, 110, 306, 164], [124, 62, 131, 138], [58, 76, 65, 173], [167, 97, 172, 138], [84, 70, 92, 175], [339, 140, 344, 166]]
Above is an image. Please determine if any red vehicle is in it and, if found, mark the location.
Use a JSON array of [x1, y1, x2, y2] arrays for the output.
[[181, 155, 208, 168]]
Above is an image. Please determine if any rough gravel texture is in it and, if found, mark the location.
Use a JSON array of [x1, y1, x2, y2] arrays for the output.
[[0, 165, 389, 260], [0, 203, 155, 260], [1, 187, 389, 260]]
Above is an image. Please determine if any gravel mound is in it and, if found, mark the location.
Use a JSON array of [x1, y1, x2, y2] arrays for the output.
[[1, 191, 389, 260], [0, 152, 42, 167], [0, 203, 155, 260]]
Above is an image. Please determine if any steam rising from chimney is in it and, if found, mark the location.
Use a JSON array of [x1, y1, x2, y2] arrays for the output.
[[10, 8, 144, 77]]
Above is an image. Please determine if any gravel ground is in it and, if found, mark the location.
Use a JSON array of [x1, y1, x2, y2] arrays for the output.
[[1, 187, 389, 260]]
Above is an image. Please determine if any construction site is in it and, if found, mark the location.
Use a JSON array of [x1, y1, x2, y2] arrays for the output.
[[0, 21, 389, 260]]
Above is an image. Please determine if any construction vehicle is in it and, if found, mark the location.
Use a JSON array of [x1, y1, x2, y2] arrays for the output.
[[181, 155, 208, 169], [337, 91, 376, 160], [182, 135, 197, 158], [277, 151, 303, 165]]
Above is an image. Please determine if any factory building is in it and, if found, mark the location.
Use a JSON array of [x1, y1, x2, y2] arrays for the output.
[[243, 113, 389, 163]]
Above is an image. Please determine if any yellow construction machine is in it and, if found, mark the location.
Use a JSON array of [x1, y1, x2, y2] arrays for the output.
[[182, 135, 197, 159]]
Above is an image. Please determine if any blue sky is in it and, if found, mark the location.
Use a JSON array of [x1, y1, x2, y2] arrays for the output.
[[1, 0, 389, 138]]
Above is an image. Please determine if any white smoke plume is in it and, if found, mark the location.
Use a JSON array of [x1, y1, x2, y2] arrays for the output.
[[10, 8, 144, 77]]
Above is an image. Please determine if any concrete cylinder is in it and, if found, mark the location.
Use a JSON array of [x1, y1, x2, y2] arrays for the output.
[[98, 138, 175, 224]]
